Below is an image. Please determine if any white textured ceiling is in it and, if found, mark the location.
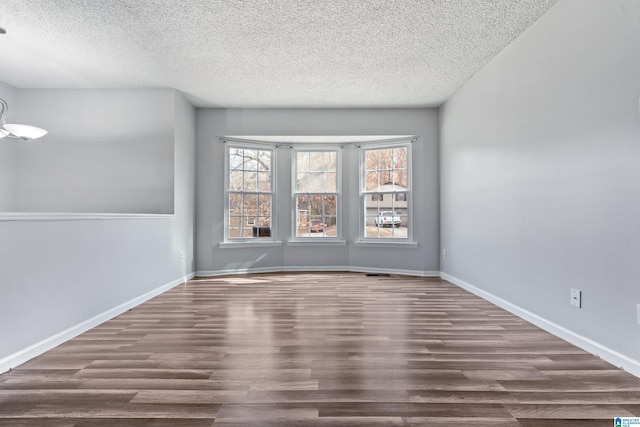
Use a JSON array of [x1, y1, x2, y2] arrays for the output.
[[0, 0, 558, 108]]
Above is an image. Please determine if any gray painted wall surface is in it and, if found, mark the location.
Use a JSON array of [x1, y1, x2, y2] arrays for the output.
[[195, 108, 440, 274], [0, 82, 18, 211], [173, 93, 197, 278], [440, 0, 640, 361], [13, 89, 174, 214], [0, 89, 196, 363]]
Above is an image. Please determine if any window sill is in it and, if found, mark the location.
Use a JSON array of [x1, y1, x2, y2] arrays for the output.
[[354, 240, 418, 248], [0, 212, 174, 222], [219, 240, 283, 249], [287, 239, 347, 247]]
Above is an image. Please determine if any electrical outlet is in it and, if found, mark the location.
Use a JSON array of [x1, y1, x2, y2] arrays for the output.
[[180, 251, 184, 261], [570, 288, 582, 308], [442, 249, 447, 260]]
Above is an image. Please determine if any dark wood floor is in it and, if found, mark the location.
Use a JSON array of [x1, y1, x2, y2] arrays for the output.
[[1, 272, 639, 426]]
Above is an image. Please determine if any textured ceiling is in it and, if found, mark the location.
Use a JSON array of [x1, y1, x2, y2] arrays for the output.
[[0, 0, 558, 108]]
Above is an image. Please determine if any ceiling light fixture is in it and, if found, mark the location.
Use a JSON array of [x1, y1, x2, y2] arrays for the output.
[[0, 97, 47, 140]]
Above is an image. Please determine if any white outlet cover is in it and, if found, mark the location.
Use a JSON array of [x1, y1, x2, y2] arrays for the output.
[[570, 288, 581, 308]]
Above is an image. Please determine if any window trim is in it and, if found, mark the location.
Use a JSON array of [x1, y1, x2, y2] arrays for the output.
[[290, 146, 343, 242], [359, 140, 414, 243], [224, 142, 276, 243]]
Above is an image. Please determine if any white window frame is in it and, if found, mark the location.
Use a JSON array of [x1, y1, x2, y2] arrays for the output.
[[290, 146, 342, 242], [359, 140, 413, 243], [223, 142, 276, 243]]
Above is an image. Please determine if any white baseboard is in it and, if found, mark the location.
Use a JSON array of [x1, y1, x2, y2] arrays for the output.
[[440, 272, 640, 379], [0, 272, 195, 374], [196, 266, 287, 277], [196, 266, 440, 278], [350, 266, 440, 277]]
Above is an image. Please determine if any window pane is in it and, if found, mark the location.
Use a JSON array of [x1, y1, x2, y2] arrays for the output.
[[365, 171, 379, 191], [229, 170, 243, 191], [296, 172, 309, 192], [324, 216, 337, 237], [257, 216, 271, 227], [230, 149, 243, 169], [366, 194, 378, 212], [378, 148, 394, 186], [394, 148, 408, 188], [228, 216, 242, 238], [258, 195, 271, 218], [378, 148, 393, 169], [309, 152, 324, 171], [309, 195, 323, 216], [243, 149, 258, 171], [323, 152, 337, 172], [296, 152, 310, 172], [324, 195, 337, 216], [393, 147, 407, 168], [258, 172, 271, 192], [324, 172, 336, 192], [229, 193, 242, 216], [380, 170, 394, 186], [308, 216, 323, 235], [391, 171, 407, 189], [396, 172, 408, 189], [296, 195, 309, 237], [296, 195, 309, 213], [258, 150, 271, 171], [243, 194, 258, 216], [244, 171, 257, 191], [365, 217, 380, 238], [395, 192, 408, 202], [309, 172, 323, 192], [365, 150, 379, 170]]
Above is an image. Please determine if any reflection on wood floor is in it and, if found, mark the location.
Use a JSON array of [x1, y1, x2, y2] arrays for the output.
[[1, 272, 639, 426]]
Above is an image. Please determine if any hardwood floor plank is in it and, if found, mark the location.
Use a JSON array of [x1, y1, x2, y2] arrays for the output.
[[1, 272, 640, 425], [318, 402, 513, 418], [130, 389, 247, 404], [0, 420, 216, 427], [405, 417, 522, 426], [517, 420, 610, 427], [504, 403, 634, 418]]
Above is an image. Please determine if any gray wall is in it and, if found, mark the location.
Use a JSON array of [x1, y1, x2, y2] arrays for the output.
[[173, 93, 197, 277], [0, 89, 196, 367], [440, 0, 640, 362], [14, 89, 175, 214], [0, 82, 18, 211], [196, 108, 440, 275]]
